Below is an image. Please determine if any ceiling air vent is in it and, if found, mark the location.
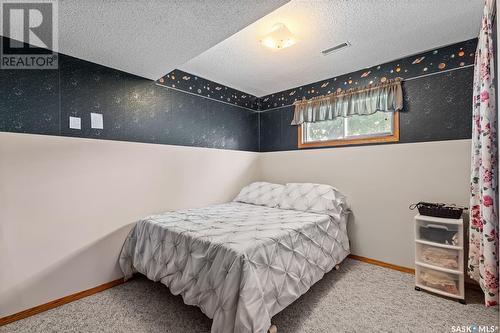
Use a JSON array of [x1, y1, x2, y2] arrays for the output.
[[321, 42, 351, 55]]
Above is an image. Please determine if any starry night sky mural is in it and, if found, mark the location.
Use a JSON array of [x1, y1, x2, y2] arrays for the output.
[[258, 39, 477, 110], [0, 37, 478, 152], [158, 69, 260, 110], [155, 39, 477, 114], [0, 37, 259, 152], [259, 66, 474, 152]]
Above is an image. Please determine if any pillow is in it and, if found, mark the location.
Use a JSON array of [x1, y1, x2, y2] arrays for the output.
[[278, 183, 347, 218], [233, 182, 284, 208]]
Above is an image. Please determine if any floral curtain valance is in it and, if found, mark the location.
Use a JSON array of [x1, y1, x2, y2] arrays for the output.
[[291, 79, 403, 125]]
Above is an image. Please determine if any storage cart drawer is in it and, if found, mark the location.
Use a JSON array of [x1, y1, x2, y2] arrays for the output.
[[416, 221, 460, 246], [416, 243, 461, 271], [416, 266, 461, 296]]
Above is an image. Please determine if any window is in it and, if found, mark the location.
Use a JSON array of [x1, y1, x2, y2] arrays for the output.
[[298, 111, 399, 148]]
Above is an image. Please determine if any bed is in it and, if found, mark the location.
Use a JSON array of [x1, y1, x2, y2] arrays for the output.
[[119, 182, 350, 333]]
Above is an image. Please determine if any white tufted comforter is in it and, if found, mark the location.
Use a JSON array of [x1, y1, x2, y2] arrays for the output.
[[119, 202, 350, 333]]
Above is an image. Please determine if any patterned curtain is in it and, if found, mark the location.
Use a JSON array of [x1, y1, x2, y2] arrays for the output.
[[469, 0, 499, 307], [291, 79, 403, 125]]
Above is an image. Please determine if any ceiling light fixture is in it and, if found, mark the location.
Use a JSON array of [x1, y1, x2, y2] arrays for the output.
[[260, 23, 297, 50], [322, 42, 351, 55]]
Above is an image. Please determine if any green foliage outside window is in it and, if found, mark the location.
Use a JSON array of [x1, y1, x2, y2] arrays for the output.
[[304, 111, 393, 142]]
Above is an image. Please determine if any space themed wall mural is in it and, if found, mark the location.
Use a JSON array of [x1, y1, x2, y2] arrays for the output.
[[258, 39, 477, 110], [157, 69, 260, 110], [259, 39, 477, 152], [0, 37, 259, 152], [0, 36, 478, 153]]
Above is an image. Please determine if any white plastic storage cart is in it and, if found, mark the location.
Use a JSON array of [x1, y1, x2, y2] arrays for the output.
[[414, 214, 465, 303]]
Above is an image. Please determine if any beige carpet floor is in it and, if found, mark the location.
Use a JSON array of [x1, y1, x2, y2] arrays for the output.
[[1, 259, 498, 333]]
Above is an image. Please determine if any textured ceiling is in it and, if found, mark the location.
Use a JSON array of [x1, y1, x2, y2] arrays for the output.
[[180, 0, 483, 97], [21, 0, 288, 80]]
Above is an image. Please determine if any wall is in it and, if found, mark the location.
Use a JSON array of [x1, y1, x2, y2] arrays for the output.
[[260, 67, 473, 151], [0, 37, 477, 317], [258, 39, 476, 267], [0, 132, 259, 317], [259, 40, 476, 151], [0, 37, 259, 152], [258, 139, 471, 267], [0, 37, 261, 317], [258, 39, 477, 111], [158, 69, 260, 110]]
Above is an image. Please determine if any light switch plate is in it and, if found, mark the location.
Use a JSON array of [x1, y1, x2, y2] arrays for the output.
[[90, 113, 103, 129], [69, 116, 81, 130]]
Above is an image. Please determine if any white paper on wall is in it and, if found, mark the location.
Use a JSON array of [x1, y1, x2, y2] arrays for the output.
[[69, 116, 81, 130], [90, 113, 103, 129]]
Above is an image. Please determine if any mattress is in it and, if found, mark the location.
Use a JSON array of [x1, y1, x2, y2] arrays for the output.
[[119, 202, 350, 333]]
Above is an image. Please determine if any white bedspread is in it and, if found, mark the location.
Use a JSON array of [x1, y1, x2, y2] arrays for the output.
[[119, 202, 349, 333]]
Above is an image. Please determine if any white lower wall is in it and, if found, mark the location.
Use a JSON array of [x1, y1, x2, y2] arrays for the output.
[[258, 139, 471, 268], [0, 132, 259, 317], [0, 133, 472, 318]]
